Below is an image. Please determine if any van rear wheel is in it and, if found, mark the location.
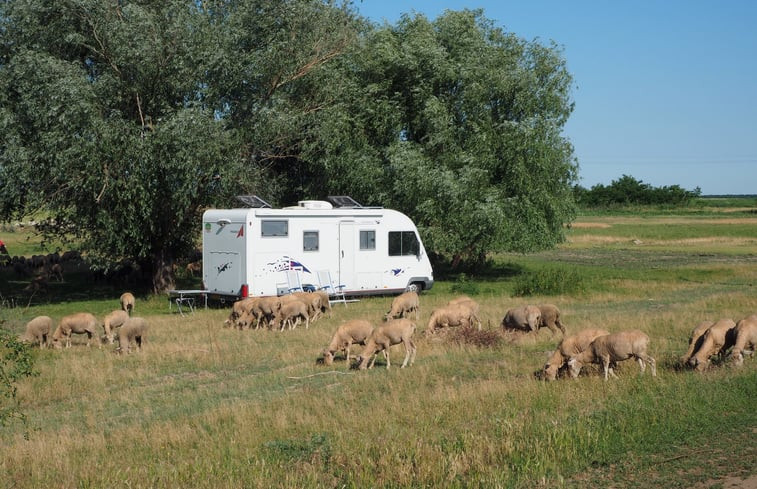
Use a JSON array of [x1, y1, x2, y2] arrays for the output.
[[406, 282, 423, 293]]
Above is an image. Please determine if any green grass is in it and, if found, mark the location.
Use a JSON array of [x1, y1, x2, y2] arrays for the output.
[[1, 202, 756, 488]]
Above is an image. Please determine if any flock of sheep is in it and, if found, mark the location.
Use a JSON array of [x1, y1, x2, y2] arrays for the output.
[[18, 292, 147, 354], [18, 286, 756, 379], [224, 290, 756, 378]]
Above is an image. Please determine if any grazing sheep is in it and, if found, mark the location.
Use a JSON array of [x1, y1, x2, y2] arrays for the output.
[[501, 305, 542, 333], [356, 318, 417, 370], [103, 309, 130, 344], [447, 296, 482, 330], [20, 315, 53, 349], [425, 305, 477, 336], [290, 292, 323, 323], [50, 263, 64, 282], [688, 318, 737, 371], [322, 320, 374, 366], [567, 330, 656, 381], [680, 320, 715, 364], [537, 304, 566, 336], [120, 292, 136, 315], [116, 317, 148, 354], [728, 315, 757, 367], [385, 291, 420, 320], [224, 297, 260, 328], [313, 289, 332, 318], [272, 300, 310, 331], [249, 296, 284, 329], [542, 328, 610, 381], [51, 312, 101, 349]]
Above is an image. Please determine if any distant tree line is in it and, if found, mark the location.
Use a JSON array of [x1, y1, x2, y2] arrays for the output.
[[574, 175, 701, 207]]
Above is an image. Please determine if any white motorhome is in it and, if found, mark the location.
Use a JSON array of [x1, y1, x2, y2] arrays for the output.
[[202, 198, 434, 299]]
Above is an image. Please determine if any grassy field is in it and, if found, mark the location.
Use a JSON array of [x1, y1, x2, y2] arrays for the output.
[[1, 201, 756, 488]]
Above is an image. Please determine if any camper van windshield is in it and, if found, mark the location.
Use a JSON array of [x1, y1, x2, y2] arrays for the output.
[[261, 220, 288, 237], [388, 231, 420, 256]]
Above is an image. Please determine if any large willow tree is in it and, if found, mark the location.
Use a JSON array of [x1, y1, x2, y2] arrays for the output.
[[301, 10, 579, 268]]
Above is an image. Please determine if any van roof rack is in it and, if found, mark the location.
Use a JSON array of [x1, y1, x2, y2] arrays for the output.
[[327, 196, 363, 208], [236, 195, 272, 208]]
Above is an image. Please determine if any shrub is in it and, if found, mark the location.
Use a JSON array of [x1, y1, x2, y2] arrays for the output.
[[512, 268, 585, 296], [0, 327, 36, 435], [450, 273, 480, 296]]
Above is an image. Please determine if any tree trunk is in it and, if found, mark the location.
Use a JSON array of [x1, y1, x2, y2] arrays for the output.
[[151, 251, 175, 294]]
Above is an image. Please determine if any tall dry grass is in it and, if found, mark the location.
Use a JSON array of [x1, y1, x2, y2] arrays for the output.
[[2, 212, 756, 488]]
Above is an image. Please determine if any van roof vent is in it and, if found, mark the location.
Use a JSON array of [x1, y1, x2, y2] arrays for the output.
[[327, 195, 363, 208], [236, 195, 272, 208]]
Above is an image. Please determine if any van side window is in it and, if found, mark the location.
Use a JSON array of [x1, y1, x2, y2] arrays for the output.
[[388, 231, 419, 256], [303, 231, 319, 251], [261, 220, 288, 237], [360, 230, 376, 250]]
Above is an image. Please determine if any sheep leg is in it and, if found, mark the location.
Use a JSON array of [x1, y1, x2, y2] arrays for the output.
[[643, 355, 657, 376], [401, 340, 416, 368], [383, 349, 391, 369], [367, 352, 378, 369], [637, 357, 646, 374]]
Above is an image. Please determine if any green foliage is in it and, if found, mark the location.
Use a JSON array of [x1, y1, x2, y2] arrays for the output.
[[0, 327, 36, 433], [575, 174, 702, 207], [512, 267, 586, 296], [449, 273, 480, 296]]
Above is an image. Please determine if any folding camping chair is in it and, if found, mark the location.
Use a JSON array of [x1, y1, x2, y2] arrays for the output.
[[285, 268, 304, 294], [316, 270, 349, 306]]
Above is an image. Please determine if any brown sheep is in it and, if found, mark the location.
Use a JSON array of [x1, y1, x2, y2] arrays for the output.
[[322, 320, 374, 366], [120, 292, 136, 315], [425, 305, 477, 336], [385, 291, 419, 320], [689, 318, 737, 371], [447, 296, 482, 330], [224, 297, 260, 329], [680, 320, 715, 364], [356, 319, 417, 370], [729, 315, 757, 366], [537, 304, 566, 336], [20, 315, 54, 349], [567, 330, 656, 381], [116, 317, 148, 354], [103, 309, 130, 344], [542, 328, 610, 381], [272, 300, 310, 331], [51, 312, 101, 349], [501, 305, 541, 333]]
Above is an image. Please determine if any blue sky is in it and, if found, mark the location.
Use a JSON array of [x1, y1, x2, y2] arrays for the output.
[[354, 1, 757, 195]]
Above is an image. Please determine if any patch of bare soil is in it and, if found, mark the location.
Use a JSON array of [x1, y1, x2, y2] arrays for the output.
[[691, 474, 757, 489]]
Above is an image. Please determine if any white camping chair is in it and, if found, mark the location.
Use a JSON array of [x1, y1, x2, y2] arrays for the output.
[[316, 270, 348, 306], [285, 268, 304, 294]]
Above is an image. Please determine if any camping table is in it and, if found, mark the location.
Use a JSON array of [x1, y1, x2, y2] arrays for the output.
[[167, 290, 208, 316]]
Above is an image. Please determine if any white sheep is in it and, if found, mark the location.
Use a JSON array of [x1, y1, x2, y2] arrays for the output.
[[425, 304, 477, 336], [729, 315, 757, 366], [272, 299, 310, 331], [19, 315, 54, 349], [313, 289, 332, 318], [385, 291, 419, 320], [120, 292, 136, 315], [567, 330, 656, 381], [501, 305, 542, 333], [321, 319, 374, 366], [356, 318, 417, 370], [116, 317, 148, 354], [542, 328, 610, 381], [289, 292, 323, 323], [680, 320, 715, 364], [51, 312, 101, 349], [688, 318, 737, 371], [103, 309, 130, 344]]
